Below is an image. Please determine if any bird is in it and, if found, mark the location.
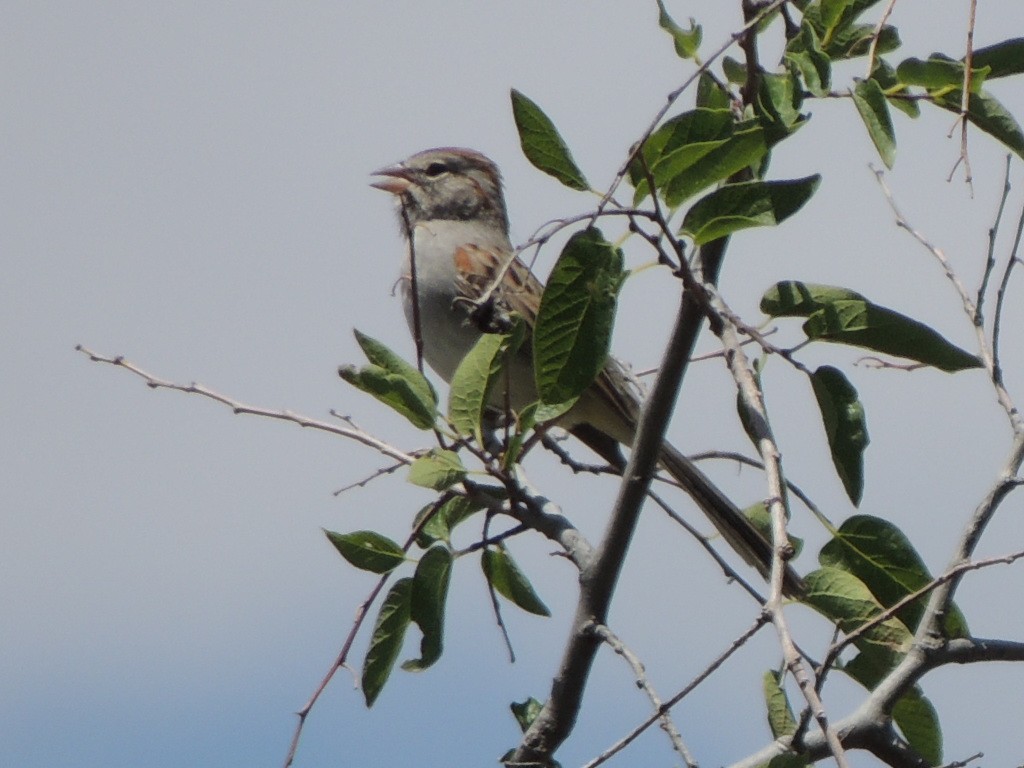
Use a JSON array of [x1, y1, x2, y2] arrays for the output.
[[371, 146, 802, 597]]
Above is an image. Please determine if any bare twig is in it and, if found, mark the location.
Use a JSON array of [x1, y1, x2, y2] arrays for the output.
[[953, 0, 978, 191], [866, 0, 900, 79], [589, 623, 695, 768], [976, 155, 1014, 320], [871, 168, 978, 320], [333, 461, 406, 495], [75, 345, 416, 466], [582, 615, 770, 768]]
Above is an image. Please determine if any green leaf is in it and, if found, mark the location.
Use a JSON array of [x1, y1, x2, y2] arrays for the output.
[[933, 89, 1024, 159], [681, 175, 820, 245], [533, 228, 624, 406], [763, 670, 797, 738], [510, 89, 589, 191], [482, 545, 551, 617], [844, 645, 897, 689], [893, 689, 943, 766], [897, 56, 988, 92], [871, 58, 920, 118], [362, 577, 412, 706], [656, 0, 701, 59], [661, 125, 768, 206], [629, 108, 737, 201], [784, 22, 832, 97], [804, 0, 886, 41], [824, 23, 900, 60], [403, 545, 453, 671], [448, 322, 525, 442], [810, 366, 869, 506], [970, 37, 1024, 79], [338, 330, 438, 430], [696, 72, 731, 110], [415, 495, 485, 547], [803, 567, 913, 652], [759, 71, 804, 131], [511, 697, 545, 732], [745, 501, 804, 559], [760, 281, 867, 317], [502, 400, 540, 469], [765, 282, 983, 372], [802, 299, 983, 372], [820, 515, 969, 637], [852, 78, 896, 168], [324, 529, 406, 574], [722, 55, 747, 84], [407, 449, 467, 491]]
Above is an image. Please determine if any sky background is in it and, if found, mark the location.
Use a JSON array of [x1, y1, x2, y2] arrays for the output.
[[4, 2, 1024, 767]]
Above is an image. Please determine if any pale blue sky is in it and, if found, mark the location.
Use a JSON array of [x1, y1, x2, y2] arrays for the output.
[[4, 3, 1024, 767]]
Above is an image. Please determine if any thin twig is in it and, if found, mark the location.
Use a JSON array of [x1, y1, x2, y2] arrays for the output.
[[581, 615, 770, 768], [976, 155, 1014, 320], [866, 0, 900, 79], [75, 345, 416, 466], [333, 461, 406, 495], [589, 623, 696, 768]]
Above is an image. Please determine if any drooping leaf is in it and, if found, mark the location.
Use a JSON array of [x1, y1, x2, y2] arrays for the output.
[[482, 545, 551, 617], [510, 89, 589, 191], [933, 89, 1024, 159], [763, 670, 797, 738], [852, 78, 896, 168], [533, 228, 624, 408], [407, 449, 467, 491], [681, 175, 820, 244], [810, 366, 869, 505], [324, 529, 406, 574], [403, 545, 453, 671], [820, 515, 969, 637], [802, 299, 983, 372], [970, 37, 1024, 79], [511, 697, 545, 732], [892, 689, 943, 766], [803, 567, 913, 652], [656, 0, 701, 59], [448, 321, 526, 442], [338, 330, 438, 430], [362, 577, 413, 706]]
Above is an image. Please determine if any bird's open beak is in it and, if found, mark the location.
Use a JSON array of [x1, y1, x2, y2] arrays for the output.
[[370, 164, 413, 195]]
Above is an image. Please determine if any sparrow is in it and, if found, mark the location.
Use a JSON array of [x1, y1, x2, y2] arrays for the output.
[[372, 146, 802, 596]]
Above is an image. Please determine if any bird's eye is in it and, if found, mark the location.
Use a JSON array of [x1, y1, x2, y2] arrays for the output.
[[424, 162, 449, 177]]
